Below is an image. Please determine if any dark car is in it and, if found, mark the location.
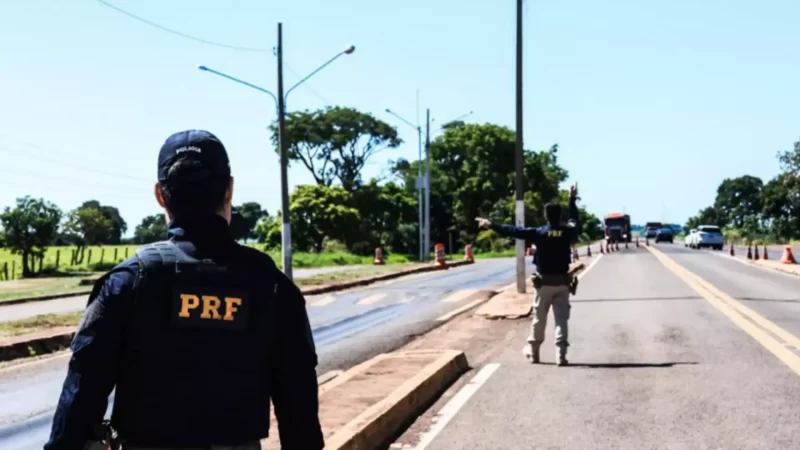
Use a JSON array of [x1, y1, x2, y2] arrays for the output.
[[655, 228, 673, 243]]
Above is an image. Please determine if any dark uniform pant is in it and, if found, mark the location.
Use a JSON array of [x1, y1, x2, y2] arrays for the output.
[[528, 284, 571, 357], [121, 443, 260, 450]]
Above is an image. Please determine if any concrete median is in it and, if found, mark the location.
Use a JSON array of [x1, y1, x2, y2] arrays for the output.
[[261, 349, 469, 450], [474, 261, 585, 320]]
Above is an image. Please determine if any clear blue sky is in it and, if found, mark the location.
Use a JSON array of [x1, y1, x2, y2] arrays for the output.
[[1, 0, 798, 235]]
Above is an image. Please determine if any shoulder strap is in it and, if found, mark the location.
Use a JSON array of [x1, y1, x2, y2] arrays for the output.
[[135, 240, 201, 268]]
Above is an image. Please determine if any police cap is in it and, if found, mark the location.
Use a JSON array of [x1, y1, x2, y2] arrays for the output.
[[158, 130, 231, 183]]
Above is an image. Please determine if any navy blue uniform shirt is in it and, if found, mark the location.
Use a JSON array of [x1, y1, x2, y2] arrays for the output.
[[490, 197, 582, 275], [44, 215, 323, 450]]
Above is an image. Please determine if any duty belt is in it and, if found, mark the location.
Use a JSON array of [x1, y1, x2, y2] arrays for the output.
[[533, 273, 572, 286]]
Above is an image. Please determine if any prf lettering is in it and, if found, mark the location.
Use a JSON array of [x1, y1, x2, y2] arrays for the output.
[[547, 230, 563, 237], [179, 294, 242, 321]]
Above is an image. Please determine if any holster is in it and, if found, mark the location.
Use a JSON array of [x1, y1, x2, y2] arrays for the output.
[[84, 421, 120, 450], [532, 273, 573, 289]]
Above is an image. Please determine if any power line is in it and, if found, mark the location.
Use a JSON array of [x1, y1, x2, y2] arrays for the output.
[[94, 0, 272, 53], [0, 144, 151, 183]]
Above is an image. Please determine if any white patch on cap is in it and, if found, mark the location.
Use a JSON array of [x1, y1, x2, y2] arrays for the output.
[[175, 146, 202, 154]]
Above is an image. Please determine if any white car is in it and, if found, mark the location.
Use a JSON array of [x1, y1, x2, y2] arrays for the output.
[[684, 229, 697, 247], [687, 225, 724, 250]]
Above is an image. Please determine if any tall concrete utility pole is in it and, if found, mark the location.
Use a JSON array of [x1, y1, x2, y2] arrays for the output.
[[514, 0, 526, 293], [425, 108, 432, 262], [276, 23, 292, 280]]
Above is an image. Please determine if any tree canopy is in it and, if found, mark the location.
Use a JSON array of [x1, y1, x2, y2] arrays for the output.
[[0, 196, 62, 276]]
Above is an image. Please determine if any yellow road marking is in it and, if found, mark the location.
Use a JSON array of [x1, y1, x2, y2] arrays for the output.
[[356, 293, 387, 305], [646, 245, 800, 375]]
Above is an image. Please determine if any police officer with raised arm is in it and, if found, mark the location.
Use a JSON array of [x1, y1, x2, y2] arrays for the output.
[[44, 130, 324, 450], [476, 184, 582, 366]]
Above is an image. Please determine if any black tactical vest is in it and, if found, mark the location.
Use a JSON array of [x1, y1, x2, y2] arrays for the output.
[[111, 240, 277, 444], [534, 224, 572, 275]]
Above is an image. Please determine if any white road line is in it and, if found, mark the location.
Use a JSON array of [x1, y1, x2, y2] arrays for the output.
[[411, 363, 501, 450], [308, 295, 336, 307], [577, 253, 603, 280], [356, 293, 388, 305], [436, 297, 488, 322], [440, 289, 478, 303]]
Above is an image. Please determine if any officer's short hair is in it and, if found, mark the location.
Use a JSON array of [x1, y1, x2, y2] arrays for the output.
[[157, 130, 232, 218], [545, 202, 562, 223]]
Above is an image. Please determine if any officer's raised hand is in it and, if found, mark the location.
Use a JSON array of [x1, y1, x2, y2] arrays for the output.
[[475, 217, 492, 229], [570, 184, 578, 199]]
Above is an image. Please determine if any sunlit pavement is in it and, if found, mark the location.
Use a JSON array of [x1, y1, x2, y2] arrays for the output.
[[394, 244, 800, 450]]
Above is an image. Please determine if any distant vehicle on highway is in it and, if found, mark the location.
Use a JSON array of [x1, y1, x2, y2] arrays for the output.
[[604, 213, 631, 243], [655, 227, 674, 244], [686, 225, 724, 250], [684, 229, 697, 247], [644, 222, 663, 239]]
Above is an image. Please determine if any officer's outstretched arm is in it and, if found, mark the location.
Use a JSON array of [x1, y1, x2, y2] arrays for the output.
[[489, 223, 540, 244], [44, 265, 136, 450], [566, 195, 583, 243], [271, 272, 324, 450]]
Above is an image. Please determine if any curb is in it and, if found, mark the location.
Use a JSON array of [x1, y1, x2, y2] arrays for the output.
[[475, 262, 585, 320], [323, 349, 469, 450], [0, 261, 476, 307], [0, 260, 477, 363], [0, 328, 75, 363]]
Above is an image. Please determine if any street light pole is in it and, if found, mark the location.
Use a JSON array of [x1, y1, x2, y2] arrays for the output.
[[276, 22, 292, 280], [515, 0, 526, 293], [384, 108, 425, 262], [425, 108, 431, 261], [197, 27, 355, 281]]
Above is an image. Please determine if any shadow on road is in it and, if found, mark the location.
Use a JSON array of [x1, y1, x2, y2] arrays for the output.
[[571, 362, 699, 369]]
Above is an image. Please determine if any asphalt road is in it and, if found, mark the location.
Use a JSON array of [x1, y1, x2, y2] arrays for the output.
[[0, 264, 389, 324], [403, 244, 800, 450], [0, 256, 538, 450]]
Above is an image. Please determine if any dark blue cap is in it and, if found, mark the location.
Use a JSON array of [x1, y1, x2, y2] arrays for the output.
[[158, 130, 231, 182]]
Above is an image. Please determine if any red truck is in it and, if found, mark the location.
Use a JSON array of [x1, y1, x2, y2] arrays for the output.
[[604, 213, 631, 244]]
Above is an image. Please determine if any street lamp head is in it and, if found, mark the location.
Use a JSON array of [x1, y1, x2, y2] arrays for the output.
[[385, 108, 392, 113], [197, 64, 208, 71], [344, 45, 356, 55]]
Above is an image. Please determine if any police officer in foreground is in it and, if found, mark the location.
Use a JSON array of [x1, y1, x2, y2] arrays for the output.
[[476, 184, 582, 366], [44, 130, 324, 450]]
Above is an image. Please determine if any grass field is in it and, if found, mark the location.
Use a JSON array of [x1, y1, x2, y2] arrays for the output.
[[0, 245, 414, 281], [0, 311, 83, 338]]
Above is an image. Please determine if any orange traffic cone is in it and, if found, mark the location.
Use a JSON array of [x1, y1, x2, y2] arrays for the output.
[[754, 245, 760, 260], [635, 236, 640, 248], [746, 245, 752, 260], [526, 247, 532, 256], [587, 245, 592, 257], [645, 237, 650, 247], [762, 245, 768, 260], [728, 244, 735, 257], [572, 248, 580, 261], [781, 246, 797, 264], [464, 244, 474, 262]]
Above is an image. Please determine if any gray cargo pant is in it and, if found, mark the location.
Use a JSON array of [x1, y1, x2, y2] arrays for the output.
[[528, 284, 571, 356]]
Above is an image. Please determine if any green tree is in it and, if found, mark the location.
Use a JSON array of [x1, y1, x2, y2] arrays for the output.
[[0, 196, 62, 277], [685, 206, 725, 231], [392, 123, 568, 250], [255, 214, 280, 248], [79, 200, 127, 244], [272, 106, 402, 191], [287, 185, 361, 252], [232, 202, 268, 243], [133, 214, 168, 244], [761, 173, 800, 241], [713, 175, 763, 228], [64, 206, 114, 264], [350, 179, 418, 254]]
